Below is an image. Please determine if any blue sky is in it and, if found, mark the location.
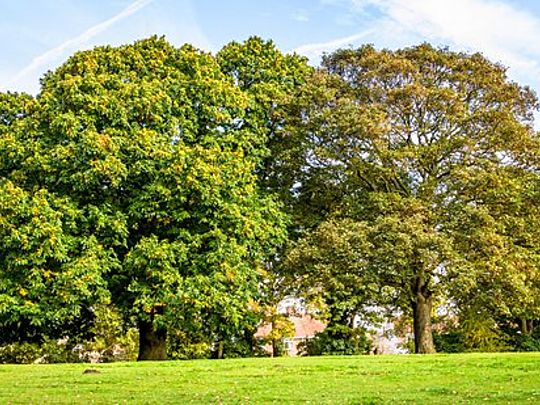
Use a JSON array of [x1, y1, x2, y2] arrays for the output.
[[2, 0, 540, 98]]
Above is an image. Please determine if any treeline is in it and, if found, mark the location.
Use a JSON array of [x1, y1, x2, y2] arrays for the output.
[[1, 36, 539, 362]]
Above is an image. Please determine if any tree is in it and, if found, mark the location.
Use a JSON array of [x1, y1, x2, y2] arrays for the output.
[[217, 37, 313, 343], [286, 44, 540, 353], [0, 92, 111, 344], [448, 170, 540, 348], [217, 36, 313, 217], [1, 37, 286, 360], [0, 180, 112, 344]]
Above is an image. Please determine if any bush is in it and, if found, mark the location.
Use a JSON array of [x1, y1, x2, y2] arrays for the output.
[[167, 330, 212, 360], [433, 331, 467, 353], [434, 314, 518, 353], [83, 305, 139, 362], [299, 325, 371, 356], [212, 338, 254, 359], [506, 325, 540, 352], [0, 342, 42, 364], [0, 339, 80, 364], [0, 304, 139, 364]]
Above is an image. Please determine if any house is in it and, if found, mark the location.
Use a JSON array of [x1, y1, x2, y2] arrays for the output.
[[254, 296, 326, 356], [256, 298, 413, 356], [255, 313, 326, 356]]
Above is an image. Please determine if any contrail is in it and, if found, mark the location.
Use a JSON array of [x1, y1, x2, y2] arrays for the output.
[[293, 29, 375, 59], [7, 0, 154, 89]]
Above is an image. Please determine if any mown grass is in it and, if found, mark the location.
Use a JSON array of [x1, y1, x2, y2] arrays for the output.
[[1, 353, 539, 404]]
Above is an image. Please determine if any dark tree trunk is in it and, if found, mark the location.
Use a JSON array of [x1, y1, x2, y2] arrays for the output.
[[412, 292, 435, 354], [520, 318, 535, 335], [217, 341, 224, 359], [521, 318, 528, 335], [137, 319, 167, 361], [271, 339, 280, 357], [244, 328, 255, 356], [270, 318, 278, 357]]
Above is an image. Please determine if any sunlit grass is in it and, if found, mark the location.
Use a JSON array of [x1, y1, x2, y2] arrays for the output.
[[1, 352, 539, 404]]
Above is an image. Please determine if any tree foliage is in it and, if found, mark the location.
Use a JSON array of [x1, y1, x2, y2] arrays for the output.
[[1, 37, 287, 359], [2, 37, 540, 359], [285, 43, 540, 353], [0, 92, 110, 343]]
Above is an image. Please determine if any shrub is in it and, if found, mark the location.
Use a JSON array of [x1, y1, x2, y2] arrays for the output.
[[299, 325, 371, 356], [82, 304, 139, 362], [506, 325, 540, 352], [167, 330, 212, 360], [0, 342, 42, 364], [433, 331, 467, 353], [0, 339, 80, 364], [212, 338, 254, 359]]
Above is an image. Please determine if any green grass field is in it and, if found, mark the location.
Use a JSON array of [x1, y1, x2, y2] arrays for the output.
[[1, 353, 539, 404]]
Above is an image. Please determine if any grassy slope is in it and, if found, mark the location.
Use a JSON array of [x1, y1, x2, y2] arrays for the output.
[[1, 353, 539, 404]]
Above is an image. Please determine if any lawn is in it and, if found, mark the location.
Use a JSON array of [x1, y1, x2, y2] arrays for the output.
[[1, 353, 539, 404]]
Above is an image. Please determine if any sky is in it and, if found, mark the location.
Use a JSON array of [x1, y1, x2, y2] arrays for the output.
[[2, 0, 540, 98]]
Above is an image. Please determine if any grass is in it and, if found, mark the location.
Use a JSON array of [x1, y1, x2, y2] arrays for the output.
[[1, 353, 539, 404]]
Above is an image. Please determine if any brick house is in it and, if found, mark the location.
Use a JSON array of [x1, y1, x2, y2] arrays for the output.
[[255, 296, 326, 356], [255, 312, 326, 356]]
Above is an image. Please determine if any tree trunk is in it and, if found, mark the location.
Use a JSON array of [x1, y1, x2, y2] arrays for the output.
[[137, 319, 167, 361], [244, 328, 255, 357], [412, 292, 436, 354], [520, 319, 535, 335], [271, 339, 279, 357], [521, 318, 528, 335], [217, 341, 224, 359], [271, 318, 278, 357]]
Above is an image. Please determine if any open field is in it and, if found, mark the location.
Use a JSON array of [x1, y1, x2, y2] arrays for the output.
[[1, 353, 539, 404]]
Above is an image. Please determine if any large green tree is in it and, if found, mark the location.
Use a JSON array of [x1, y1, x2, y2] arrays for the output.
[[1, 37, 286, 360], [0, 92, 111, 344], [217, 36, 312, 215], [217, 37, 313, 337], [448, 169, 540, 347], [286, 44, 540, 353]]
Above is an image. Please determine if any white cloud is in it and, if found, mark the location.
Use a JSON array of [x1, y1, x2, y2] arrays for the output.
[[4, 0, 154, 93], [292, 13, 310, 22], [306, 0, 540, 90], [377, 0, 540, 77], [293, 29, 374, 59]]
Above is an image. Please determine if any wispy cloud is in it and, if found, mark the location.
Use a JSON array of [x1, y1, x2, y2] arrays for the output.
[[293, 29, 374, 59], [372, 0, 540, 79], [291, 10, 310, 22], [6, 0, 153, 91], [304, 0, 540, 87]]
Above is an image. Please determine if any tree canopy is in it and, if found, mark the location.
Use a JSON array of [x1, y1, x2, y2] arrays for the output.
[[1, 37, 539, 359], [285, 43, 540, 353], [0, 37, 289, 359]]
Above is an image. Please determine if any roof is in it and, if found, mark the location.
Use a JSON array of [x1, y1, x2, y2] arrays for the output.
[[255, 315, 326, 339]]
